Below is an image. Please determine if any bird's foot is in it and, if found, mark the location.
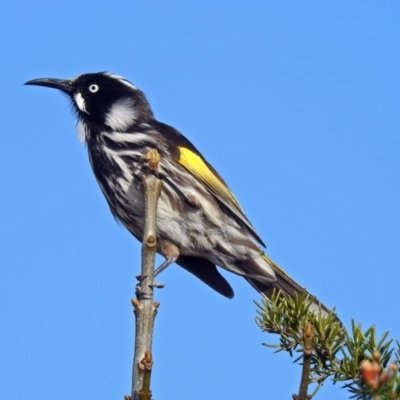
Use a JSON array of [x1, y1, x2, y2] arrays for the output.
[[154, 242, 180, 276]]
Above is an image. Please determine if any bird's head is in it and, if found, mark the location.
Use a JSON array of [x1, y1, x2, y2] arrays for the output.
[[25, 72, 153, 137]]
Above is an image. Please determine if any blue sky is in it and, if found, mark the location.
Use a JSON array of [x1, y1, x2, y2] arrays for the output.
[[1, 1, 399, 399]]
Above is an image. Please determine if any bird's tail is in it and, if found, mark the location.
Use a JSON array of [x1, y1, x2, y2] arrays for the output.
[[247, 252, 331, 317]]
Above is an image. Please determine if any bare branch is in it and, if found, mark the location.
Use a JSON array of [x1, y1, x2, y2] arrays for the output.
[[131, 149, 163, 400]]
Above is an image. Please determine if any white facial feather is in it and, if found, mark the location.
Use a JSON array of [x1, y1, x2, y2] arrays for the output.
[[74, 93, 88, 114], [76, 120, 89, 143], [105, 98, 137, 131], [104, 73, 138, 91]]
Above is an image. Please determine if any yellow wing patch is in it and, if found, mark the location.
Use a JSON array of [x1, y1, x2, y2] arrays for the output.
[[178, 146, 243, 212]]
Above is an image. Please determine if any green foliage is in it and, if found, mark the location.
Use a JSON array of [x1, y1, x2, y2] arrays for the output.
[[255, 291, 399, 399]]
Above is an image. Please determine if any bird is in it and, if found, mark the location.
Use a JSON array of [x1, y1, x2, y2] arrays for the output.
[[25, 72, 330, 314]]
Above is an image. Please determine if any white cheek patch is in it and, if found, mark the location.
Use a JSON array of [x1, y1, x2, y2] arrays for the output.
[[105, 98, 137, 131], [74, 92, 88, 114]]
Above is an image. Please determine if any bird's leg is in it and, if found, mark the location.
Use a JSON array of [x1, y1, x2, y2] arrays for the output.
[[154, 242, 180, 277]]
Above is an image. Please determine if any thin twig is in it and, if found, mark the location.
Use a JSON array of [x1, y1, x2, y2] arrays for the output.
[[131, 149, 163, 400], [310, 372, 334, 384], [293, 323, 314, 400]]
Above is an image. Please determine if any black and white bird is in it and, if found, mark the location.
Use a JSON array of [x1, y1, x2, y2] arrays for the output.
[[25, 72, 329, 314]]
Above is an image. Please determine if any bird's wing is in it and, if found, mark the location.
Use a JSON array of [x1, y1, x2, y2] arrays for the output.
[[155, 121, 265, 247]]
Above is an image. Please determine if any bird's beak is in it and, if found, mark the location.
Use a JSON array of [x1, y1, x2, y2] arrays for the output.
[[24, 78, 74, 94]]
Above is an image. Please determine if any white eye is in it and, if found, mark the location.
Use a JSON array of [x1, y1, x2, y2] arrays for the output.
[[89, 84, 99, 93]]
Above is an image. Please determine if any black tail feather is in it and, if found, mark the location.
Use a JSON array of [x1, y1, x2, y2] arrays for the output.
[[248, 252, 332, 316], [177, 256, 234, 299]]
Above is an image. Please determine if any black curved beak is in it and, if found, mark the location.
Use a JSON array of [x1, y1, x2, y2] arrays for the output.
[[24, 78, 74, 94]]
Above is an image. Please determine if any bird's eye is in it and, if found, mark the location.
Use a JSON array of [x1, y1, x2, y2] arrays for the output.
[[89, 84, 99, 93]]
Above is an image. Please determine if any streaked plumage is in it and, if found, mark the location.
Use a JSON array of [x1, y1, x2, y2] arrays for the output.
[[25, 72, 330, 314]]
